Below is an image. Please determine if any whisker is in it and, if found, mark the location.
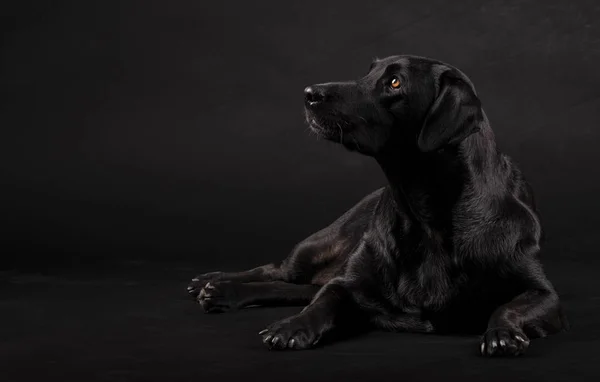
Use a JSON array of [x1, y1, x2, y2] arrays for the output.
[[352, 136, 362, 151]]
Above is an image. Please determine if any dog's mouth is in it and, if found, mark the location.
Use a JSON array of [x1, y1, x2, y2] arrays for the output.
[[305, 109, 374, 154], [307, 119, 339, 141], [307, 117, 326, 134], [304, 110, 344, 140]]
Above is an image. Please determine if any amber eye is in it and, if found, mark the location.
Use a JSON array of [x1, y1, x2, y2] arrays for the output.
[[390, 76, 401, 89]]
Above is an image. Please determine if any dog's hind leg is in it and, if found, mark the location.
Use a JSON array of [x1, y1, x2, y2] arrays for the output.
[[186, 234, 341, 298], [187, 263, 284, 297], [187, 225, 357, 298], [187, 189, 383, 298], [196, 281, 321, 313]]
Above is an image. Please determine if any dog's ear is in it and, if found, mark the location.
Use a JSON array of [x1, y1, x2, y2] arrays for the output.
[[417, 71, 483, 152]]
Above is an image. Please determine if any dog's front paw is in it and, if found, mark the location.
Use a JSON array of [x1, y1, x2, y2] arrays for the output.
[[196, 281, 240, 313], [259, 314, 327, 351], [480, 327, 530, 357], [186, 272, 223, 298]]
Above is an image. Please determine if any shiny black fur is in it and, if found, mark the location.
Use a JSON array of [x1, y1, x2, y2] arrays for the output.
[[187, 55, 569, 356]]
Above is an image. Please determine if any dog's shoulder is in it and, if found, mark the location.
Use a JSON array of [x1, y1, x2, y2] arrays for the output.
[[452, 152, 542, 262]]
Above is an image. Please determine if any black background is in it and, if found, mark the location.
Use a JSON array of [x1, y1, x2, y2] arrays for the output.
[[1, 1, 599, 381]]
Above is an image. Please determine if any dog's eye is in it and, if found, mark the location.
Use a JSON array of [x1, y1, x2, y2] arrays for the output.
[[389, 77, 401, 89]]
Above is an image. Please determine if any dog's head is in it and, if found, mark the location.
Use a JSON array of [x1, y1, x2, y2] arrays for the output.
[[304, 55, 484, 156]]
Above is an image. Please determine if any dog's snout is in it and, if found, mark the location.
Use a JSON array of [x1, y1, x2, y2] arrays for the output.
[[304, 86, 326, 107]]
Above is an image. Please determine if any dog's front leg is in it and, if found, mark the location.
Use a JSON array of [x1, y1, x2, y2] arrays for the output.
[[259, 279, 363, 350], [480, 267, 567, 357]]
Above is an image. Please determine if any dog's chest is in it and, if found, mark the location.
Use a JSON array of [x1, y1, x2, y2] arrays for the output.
[[386, 215, 476, 310], [395, 250, 465, 310]]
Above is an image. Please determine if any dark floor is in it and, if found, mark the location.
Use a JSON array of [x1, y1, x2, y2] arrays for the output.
[[1, 258, 598, 382]]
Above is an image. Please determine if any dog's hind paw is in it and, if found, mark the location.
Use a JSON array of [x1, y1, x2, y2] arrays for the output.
[[480, 327, 530, 357], [186, 272, 223, 298], [196, 281, 240, 313]]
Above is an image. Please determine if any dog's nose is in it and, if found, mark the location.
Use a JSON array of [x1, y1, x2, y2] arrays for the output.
[[304, 86, 325, 106]]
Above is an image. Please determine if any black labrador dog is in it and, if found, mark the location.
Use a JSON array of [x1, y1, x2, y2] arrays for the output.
[[187, 55, 569, 356]]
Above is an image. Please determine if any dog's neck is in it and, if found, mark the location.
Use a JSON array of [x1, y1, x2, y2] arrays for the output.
[[375, 126, 499, 229]]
